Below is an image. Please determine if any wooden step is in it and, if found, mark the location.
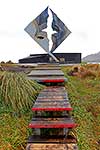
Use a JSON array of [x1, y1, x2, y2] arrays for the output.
[[28, 76, 66, 83], [33, 67, 61, 70], [29, 117, 76, 129], [37, 87, 68, 100], [28, 135, 77, 143], [37, 64, 60, 67], [28, 70, 64, 76], [28, 69, 66, 83], [40, 86, 66, 91], [38, 92, 67, 97], [26, 143, 78, 150], [32, 101, 72, 111], [36, 98, 68, 102], [32, 86, 71, 111], [38, 94, 68, 101]]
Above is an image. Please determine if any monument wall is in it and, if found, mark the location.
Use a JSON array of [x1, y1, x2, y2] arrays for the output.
[[19, 53, 81, 64]]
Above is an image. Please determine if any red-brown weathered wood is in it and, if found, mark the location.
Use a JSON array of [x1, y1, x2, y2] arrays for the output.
[[26, 143, 78, 150], [29, 117, 76, 129], [32, 101, 72, 111], [28, 135, 77, 143], [32, 86, 71, 111]]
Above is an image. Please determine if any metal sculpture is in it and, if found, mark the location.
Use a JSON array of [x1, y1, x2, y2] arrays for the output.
[[25, 7, 71, 62]]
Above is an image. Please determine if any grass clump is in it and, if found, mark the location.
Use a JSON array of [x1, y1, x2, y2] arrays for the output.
[[0, 71, 44, 114]]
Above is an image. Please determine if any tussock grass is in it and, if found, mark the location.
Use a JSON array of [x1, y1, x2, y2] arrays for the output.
[[0, 71, 44, 113], [66, 64, 100, 79]]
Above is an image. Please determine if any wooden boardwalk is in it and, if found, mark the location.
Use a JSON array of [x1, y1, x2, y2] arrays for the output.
[[27, 65, 78, 150]]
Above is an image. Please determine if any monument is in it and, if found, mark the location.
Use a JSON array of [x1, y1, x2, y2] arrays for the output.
[[19, 7, 81, 64]]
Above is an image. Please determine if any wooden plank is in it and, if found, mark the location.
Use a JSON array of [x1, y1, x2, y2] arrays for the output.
[[41, 79, 65, 83], [26, 143, 78, 150], [32, 86, 70, 111], [28, 135, 77, 143], [29, 117, 76, 128], [36, 98, 68, 102], [28, 70, 64, 76], [26, 143, 67, 150], [34, 67, 61, 70], [42, 88, 66, 92], [38, 92, 67, 97], [39, 87, 66, 94], [28, 76, 67, 83], [38, 93, 68, 100], [37, 64, 60, 67], [32, 101, 72, 111], [42, 86, 66, 91], [38, 87, 68, 99], [37, 95, 68, 99], [28, 76, 64, 80]]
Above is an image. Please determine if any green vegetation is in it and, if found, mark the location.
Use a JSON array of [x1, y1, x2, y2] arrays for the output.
[[0, 113, 31, 150], [62, 65, 100, 150], [0, 71, 44, 150], [0, 65, 100, 150], [0, 71, 44, 114]]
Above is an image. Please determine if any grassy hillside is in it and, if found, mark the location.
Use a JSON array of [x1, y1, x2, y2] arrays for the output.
[[0, 64, 100, 150], [62, 64, 100, 150]]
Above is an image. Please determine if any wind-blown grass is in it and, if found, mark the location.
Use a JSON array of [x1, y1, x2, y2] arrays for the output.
[[0, 71, 44, 113]]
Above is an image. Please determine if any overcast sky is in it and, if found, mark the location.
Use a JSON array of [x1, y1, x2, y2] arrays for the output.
[[0, 0, 100, 62]]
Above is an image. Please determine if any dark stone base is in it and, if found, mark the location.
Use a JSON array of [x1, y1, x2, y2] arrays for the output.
[[19, 53, 81, 64]]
